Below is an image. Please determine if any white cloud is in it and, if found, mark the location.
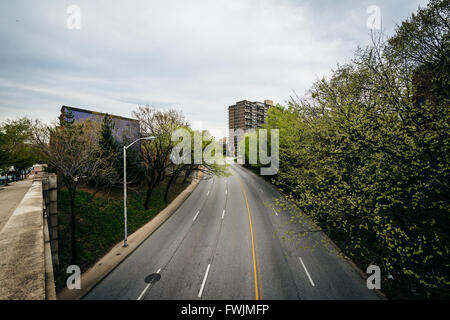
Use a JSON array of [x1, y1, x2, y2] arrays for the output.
[[0, 0, 428, 134]]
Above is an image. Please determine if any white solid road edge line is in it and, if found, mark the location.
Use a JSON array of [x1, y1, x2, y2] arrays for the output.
[[299, 257, 315, 287], [198, 264, 211, 298], [137, 268, 162, 300], [193, 210, 200, 221], [222, 209, 225, 219], [273, 209, 279, 216], [207, 190, 210, 196]]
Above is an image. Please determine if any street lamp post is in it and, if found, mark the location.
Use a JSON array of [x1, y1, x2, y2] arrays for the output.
[[123, 136, 155, 247]]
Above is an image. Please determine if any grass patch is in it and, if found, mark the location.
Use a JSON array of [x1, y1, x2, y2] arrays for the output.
[[55, 178, 189, 293]]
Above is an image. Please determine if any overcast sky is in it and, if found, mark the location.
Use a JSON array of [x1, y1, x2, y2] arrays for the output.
[[0, 0, 428, 138]]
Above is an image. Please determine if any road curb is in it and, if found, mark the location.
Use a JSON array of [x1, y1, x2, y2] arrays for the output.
[[57, 174, 202, 300], [315, 229, 388, 300]]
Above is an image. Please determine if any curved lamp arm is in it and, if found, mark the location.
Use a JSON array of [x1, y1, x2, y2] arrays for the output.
[[124, 136, 155, 149]]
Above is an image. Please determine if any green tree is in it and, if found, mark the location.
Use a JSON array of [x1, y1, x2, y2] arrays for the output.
[[134, 106, 229, 208], [97, 114, 120, 186], [133, 106, 187, 210], [245, 0, 449, 299], [99, 114, 118, 157], [164, 128, 229, 203], [0, 118, 38, 181], [32, 119, 117, 264]]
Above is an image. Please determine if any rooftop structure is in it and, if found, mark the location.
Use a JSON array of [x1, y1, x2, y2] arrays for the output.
[[60, 106, 140, 146]]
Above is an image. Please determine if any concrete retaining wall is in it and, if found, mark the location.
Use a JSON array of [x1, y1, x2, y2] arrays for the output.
[[0, 179, 56, 300], [39, 174, 59, 269]]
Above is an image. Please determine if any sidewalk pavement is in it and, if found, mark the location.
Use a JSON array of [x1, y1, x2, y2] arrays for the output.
[[0, 180, 32, 233]]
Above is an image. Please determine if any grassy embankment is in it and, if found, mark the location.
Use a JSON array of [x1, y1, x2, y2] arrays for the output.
[[55, 178, 190, 292]]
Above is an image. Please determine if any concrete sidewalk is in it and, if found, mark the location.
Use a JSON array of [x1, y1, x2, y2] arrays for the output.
[[0, 180, 32, 233], [0, 181, 47, 300]]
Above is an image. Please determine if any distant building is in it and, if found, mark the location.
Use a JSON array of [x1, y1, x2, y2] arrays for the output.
[[60, 106, 140, 146], [218, 137, 227, 155], [30, 164, 45, 175], [228, 99, 273, 155]]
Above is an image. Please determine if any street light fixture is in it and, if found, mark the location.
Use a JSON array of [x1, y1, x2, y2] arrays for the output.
[[123, 136, 155, 247]]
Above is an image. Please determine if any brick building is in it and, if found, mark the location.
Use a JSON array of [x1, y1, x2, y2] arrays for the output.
[[228, 99, 273, 155]]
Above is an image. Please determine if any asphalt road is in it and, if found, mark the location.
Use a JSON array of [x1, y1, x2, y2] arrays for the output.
[[85, 163, 379, 300]]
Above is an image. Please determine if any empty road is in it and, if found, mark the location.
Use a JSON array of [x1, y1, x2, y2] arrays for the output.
[[85, 163, 378, 300]]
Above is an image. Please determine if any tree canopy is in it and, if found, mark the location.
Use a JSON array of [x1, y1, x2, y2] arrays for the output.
[[245, 0, 449, 299], [0, 117, 40, 173]]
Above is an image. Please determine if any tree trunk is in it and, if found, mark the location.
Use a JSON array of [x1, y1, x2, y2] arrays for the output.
[[182, 169, 192, 184], [70, 191, 77, 264], [144, 183, 154, 210], [144, 171, 156, 210], [152, 171, 159, 187], [164, 173, 176, 203], [155, 170, 162, 186]]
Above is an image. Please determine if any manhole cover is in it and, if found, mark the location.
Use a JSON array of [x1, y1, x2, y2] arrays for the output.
[[144, 273, 161, 284]]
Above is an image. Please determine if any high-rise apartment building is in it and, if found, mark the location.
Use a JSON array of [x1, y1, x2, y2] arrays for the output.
[[228, 99, 273, 155]]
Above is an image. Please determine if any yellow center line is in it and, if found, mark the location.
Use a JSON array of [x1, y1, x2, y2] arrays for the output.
[[235, 174, 261, 300], [255, 238, 263, 299]]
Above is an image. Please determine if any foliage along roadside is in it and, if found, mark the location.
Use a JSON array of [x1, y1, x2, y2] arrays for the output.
[[243, 0, 449, 299]]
